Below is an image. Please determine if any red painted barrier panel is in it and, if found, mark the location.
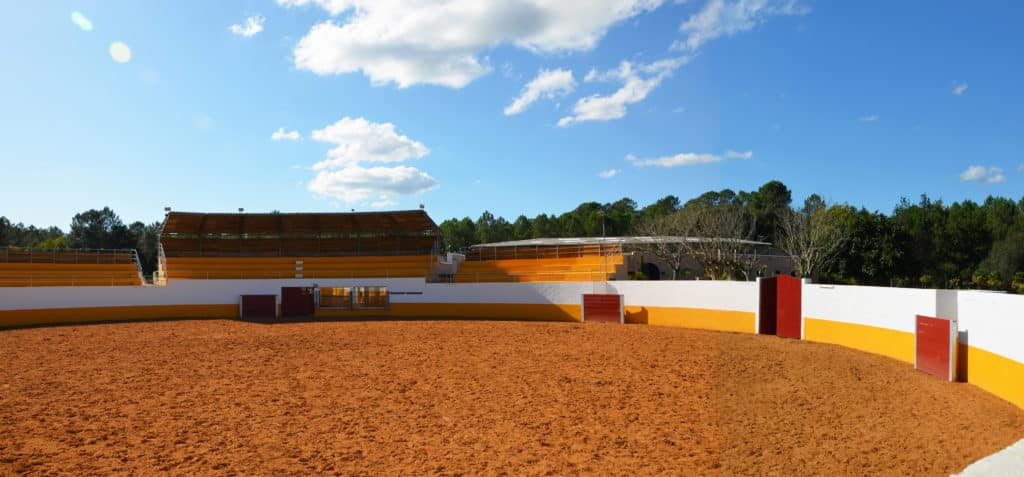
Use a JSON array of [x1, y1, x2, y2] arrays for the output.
[[776, 275, 802, 339], [916, 314, 957, 381], [582, 294, 623, 323], [281, 287, 315, 317], [240, 295, 277, 318]]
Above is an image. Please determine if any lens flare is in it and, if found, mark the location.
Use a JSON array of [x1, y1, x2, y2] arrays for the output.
[[70, 12, 93, 31], [109, 42, 132, 63]]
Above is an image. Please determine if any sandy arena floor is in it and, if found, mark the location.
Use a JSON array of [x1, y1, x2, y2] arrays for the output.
[[1, 319, 1021, 476]]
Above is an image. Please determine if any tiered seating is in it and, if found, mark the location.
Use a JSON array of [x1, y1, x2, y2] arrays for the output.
[[454, 255, 625, 283], [0, 249, 143, 287], [164, 255, 433, 280]]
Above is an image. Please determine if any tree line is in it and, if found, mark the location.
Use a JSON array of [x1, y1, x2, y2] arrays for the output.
[[0, 208, 161, 274], [439, 180, 1024, 293]]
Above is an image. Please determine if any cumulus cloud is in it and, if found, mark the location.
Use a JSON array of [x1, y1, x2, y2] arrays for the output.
[[960, 165, 1005, 184], [285, 0, 664, 88], [310, 117, 429, 170], [308, 165, 438, 202], [229, 15, 265, 37], [953, 82, 969, 96], [305, 117, 437, 203], [504, 69, 576, 115], [558, 57, 687, 126], [673, 0, 808, 51], [598, 169, 620, 178], [70, 12, 93, 31], [271, 128, 300, 141], [627, 149, 752, 167], [859, 115, 880, 122]]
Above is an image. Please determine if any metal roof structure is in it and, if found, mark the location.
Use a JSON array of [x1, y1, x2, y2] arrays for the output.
[[468, 236, 771, 248]]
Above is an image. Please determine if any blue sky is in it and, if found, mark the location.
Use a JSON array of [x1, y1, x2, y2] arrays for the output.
[[1, 1, 1022, 229]]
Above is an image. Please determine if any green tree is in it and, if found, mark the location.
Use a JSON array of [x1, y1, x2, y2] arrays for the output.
[[69, 207, 133, 249]]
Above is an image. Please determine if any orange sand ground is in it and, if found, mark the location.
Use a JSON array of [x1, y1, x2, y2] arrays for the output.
[[1, 320, 1021, 476]]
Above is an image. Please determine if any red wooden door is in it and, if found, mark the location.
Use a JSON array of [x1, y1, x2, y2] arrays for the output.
[[758, 278, 777, 335], [583, 294, 623, 323], [916, 315, 956, 381], [776, 275, 802, 339], [281, 287, 315, 317], [241, 295, 277, 318]]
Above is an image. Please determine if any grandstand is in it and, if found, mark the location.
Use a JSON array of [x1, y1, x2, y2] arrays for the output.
[[456, 236, 790, 282], [456, 240, 625, 283], [0, 247, 144, 287], [156, 210, 441, 282]]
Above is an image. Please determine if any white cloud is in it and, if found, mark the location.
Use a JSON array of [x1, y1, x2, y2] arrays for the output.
[[504, 69, 576, 115], [598, 169, 620, 178], [308, 165, 438, 202], [724, 150, 753, 159], [109, 42, 132, 63], [558, 57, 687, 126], [286, 0, 664, 88], [1018, 164, 1024, 173], [229, 15, 265, 37], [305, 117, 437, 202], [310, 117, 429, 169], [70, 12, 93, 32], [960, 165, 1005, 184], [626, 149, 751, 167], [953, 82, 969, 96], [859, 115, 880, 122], [673, 0, 808, 52], [627, 152, 722, 167], [271, 128, 301, 141]]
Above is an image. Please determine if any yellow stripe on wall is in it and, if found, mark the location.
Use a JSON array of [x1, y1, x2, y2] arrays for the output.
[[958, 343, 1024, 409], [0, 304, 238, 328], [316, 303, 581, 322], [803, 317, 915, 363], [625, 305, 755, 333]]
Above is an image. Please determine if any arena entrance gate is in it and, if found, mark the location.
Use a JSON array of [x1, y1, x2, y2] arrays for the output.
[[582, 294, 624, 323], [281, 286, 316, 317], [758, 275, 802, 339]]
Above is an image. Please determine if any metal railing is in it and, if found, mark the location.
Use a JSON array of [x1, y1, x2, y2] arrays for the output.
[[0, 247, 139, 264], [452, 270, 612, 283], [0, 274, 144, 287], [160, 269, 431, 280]]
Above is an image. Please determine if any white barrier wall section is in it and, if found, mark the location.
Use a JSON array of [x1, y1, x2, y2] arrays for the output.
[[419, 282, 592, 305], [954, 291, 1024, 364], [803, 284, 938, 333], [608, 281, 757, 313], [0, 278, 427, 311]]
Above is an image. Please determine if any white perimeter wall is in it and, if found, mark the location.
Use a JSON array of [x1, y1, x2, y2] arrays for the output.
[[2, 279, 1019, 366], [608, 280, 757, 313], [804, 284, 1024, 364], [951, 291, 1024, 364], [803, 284, 938, 334]]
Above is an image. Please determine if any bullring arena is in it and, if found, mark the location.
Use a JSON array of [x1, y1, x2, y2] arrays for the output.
[[2, 210, 1023, 475]]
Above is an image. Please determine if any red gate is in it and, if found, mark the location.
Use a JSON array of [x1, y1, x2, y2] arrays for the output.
[[758, 275, 802, 339], [582, 294, 623, 323], [281, 287, 315, 317], [915, 315, 957, 381], [240, 295, 277, 318], [776, 275, 802, 339]]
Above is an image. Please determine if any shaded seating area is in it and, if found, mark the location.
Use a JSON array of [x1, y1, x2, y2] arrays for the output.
[[158, 210, 441, 281], [0, 248, 144, 287]]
